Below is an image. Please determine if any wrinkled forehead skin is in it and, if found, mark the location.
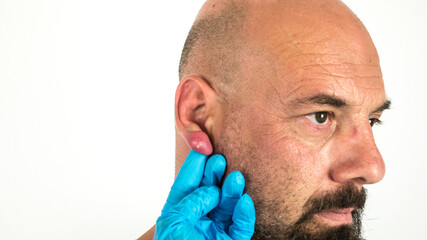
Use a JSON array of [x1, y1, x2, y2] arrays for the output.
[[198, 0, 385, 106]]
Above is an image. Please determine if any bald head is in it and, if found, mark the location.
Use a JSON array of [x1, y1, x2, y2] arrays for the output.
[[179, 0, 379, 96]]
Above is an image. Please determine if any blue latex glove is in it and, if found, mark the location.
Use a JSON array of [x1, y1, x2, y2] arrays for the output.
[[154, 150, 255, 240]]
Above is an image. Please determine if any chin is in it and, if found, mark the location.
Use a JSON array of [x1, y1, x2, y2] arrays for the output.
[[253, 212, 364, 240]]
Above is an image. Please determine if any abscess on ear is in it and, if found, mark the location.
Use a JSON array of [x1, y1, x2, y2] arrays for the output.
[[187, 131, 213, 155]]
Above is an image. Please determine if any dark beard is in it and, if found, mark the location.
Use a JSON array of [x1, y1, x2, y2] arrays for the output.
[[252, 185, 367, 240]]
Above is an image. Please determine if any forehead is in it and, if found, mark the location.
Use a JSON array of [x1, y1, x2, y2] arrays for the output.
[[239, 1, 386, 108], [251, 50, 386, 112], [278, 55, 385, 102]]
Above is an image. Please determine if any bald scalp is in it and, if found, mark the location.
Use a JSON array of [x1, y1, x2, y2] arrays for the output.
[[178, 1, 249, 97], [178, 0, 374, 98]]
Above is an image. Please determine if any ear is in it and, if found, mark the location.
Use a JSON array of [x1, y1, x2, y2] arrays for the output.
[[175, 76, 217, 155]]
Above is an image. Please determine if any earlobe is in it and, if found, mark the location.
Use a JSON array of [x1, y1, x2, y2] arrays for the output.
[[175, 76, 216, 155], [182, 131, 213, 155]]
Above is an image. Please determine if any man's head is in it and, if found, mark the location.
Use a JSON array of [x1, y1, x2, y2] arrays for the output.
[[174, 0, 389, 239]]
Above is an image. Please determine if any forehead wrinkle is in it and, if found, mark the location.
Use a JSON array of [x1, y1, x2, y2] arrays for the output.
[[314, 72, 382, 79], [274, 78, 385, 112], [274, 62, 384, 98], [280, 62, 381, 78]]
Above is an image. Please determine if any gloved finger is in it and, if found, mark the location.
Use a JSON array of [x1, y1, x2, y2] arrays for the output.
[[170, 186, 221, 225], [209, 171, 245, 231], [200, 154, 226, 187], [228, 194, 256, 240], [163, 150, 207, 212]]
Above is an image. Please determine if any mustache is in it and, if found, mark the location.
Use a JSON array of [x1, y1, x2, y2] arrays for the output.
[[296, 185, 367, 225]]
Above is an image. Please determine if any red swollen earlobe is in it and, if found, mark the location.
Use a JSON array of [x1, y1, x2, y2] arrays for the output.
[[184, 131, 213, 155]]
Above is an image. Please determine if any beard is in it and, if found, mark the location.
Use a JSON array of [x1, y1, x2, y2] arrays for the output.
[[252, 184, 367, 240]]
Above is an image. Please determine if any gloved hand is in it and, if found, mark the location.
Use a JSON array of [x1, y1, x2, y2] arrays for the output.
[[153, 150, 255, 240]]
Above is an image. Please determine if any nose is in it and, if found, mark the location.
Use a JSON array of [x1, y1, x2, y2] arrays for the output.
[[329, 124, 386, 186]]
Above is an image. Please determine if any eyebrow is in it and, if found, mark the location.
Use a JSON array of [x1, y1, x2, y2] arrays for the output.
[[373, 99, 391, 113], [294, 94, 392, 113], [295, 94, 348, 108]]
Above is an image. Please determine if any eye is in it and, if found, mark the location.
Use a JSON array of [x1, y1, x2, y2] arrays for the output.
[[369, 118, 382, 127], [306, 112, 331, 125]]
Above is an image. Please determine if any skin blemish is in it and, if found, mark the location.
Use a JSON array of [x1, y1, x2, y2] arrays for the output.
[[351, 128, 358, 138]]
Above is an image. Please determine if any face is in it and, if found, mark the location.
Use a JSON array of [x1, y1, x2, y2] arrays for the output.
[[211, 2, 388, 239]]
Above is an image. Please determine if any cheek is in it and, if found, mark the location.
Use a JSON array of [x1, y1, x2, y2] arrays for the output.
[[252, 120, 333, 203], [218, 103, 330, 184], [265, 116, 337, 150], [262, 134, 324, 182], [247, 115, 322, 176], [253, 113, 333, 184], [215, 105, 333, 223]]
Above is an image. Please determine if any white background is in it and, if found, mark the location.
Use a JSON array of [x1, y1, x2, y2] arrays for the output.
[[0, 0, 426, 239]]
